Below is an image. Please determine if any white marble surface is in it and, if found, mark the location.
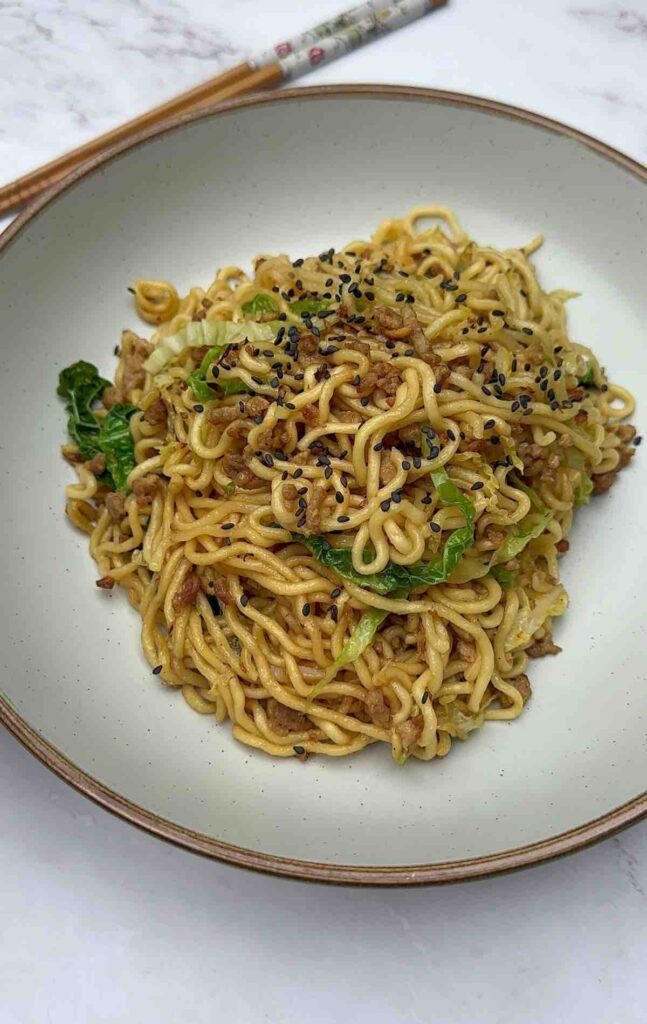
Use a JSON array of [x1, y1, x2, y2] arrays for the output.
[[1, 1, 646, 1022]]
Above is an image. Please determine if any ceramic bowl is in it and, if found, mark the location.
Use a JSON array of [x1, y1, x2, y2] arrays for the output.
[[1, 86, 645, 884]]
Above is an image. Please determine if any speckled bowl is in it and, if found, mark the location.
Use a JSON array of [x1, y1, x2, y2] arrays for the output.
[[1, 86, 645, 884]]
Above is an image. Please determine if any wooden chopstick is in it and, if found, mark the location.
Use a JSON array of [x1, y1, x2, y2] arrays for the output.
[[0, 1, 446, 218]]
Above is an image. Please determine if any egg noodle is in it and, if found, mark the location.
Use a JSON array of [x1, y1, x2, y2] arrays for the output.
[[60, 206, 637, 764]]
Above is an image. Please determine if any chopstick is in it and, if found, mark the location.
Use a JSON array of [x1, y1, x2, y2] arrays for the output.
[[0, 0, 446, 217]]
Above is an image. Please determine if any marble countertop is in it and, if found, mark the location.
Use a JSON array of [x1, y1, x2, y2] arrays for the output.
[[1, 2, 646, 1022]]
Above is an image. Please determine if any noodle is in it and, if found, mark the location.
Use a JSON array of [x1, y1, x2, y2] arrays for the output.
[[59, 206, 638, 764]]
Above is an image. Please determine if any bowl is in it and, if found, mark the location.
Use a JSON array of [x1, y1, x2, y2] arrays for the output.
[[1, 86, 645, 884]]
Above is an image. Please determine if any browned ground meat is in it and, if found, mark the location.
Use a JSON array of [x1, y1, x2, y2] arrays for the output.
[[95, 576, 115, 589], [282, 483, 298, 501], [121, 334, 152, 394], [335, 410, 360, 424], [305, 483, 326, 533], [132, 475, 159, 506], [455, 636, 477, 663], [246, 396, 269, 419], [213, 577, 234, 606], [396, 715, 424, 751], [365, 689, 391, 725], [222, 452, 259, 490], [257, 421, 291, 451], [499, 673, 532, 707], [206, 406, 238, 426], [102, 385, 124, 410], [527, 636, 562, 657], [85, 453, 106, 475], [556, 539, 570, 553], [301, 402, 319, 424], [375, 306, 411, 338], [266, 698, 308, 735], [105, 491, 127, 522], [614, 424, 636, 443], [355, 361, 402, 399], [513, 674, 532, 702], [143, 396, 167, 426], [172, 572, 201, 611], [346, 339, 371, 356]]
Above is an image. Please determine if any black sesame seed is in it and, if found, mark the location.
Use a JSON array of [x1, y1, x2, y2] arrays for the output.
[[337, 515, 350, 523], [293, 745, 305, 755], [294, 468, 304, 478], [221, 522, 235, 530], [211, 366, 220, 379], [433, 383, 442, 394], [428, 445, 440, 459], [456, 293, 467, 303], [365, 291, 375, 301], [482, 386, 492, 396], [522, 327, 534, 335], [471, 481, 484, 491], [422, 690, 430, 704], [380, 499, 391, 512], [402, 461, 411, 470], [492, 309, 505, 317], [550, 400, 560, 410], [302, 604, 310, 616], [373, 442, 384, 452], [392, 491, 402, 504], [240, 594, 249, 607], [511, 401, 520, 412], [193, 404, 204, 413], [340, 273, 351, 283], [152, 665, 163, 675], [540, 379, 548, 392], [484, 418, 495, 429], [447, 429, 456, 442], [539, 366, 548, 379], [331, 587, 342, 599], [406, 294, 415, 304], [285, 402, 296, 410], [360, 397, 369, 406], [395, 292, 405, 303], [297, 498, 307, 510], [547, 388, 556, 401], [421, 495, 432, 505], [633, 436, 642, 446], [335, 491, 344, 504], [413, 456, 422, 469], [330, 606, 339, 623], [553, 369, 562, 381], [430, 521, 441, 532]]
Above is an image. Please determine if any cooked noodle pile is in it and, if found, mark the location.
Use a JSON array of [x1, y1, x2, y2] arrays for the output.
[[60, 207, 638, 763]]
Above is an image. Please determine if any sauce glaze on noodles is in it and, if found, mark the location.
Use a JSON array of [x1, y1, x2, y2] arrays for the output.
[[62, 207, 637, 763]]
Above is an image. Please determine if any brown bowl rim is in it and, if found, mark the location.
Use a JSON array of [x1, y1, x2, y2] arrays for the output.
[[1, 83, 645, 885]]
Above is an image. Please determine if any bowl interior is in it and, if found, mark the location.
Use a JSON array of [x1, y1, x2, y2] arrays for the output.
[[1, 91, 645, 872]]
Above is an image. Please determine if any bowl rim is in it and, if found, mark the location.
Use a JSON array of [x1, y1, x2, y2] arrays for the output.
[[1, 83, 645, 886]]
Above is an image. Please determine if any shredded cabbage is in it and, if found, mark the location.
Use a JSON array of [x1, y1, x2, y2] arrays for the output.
[[307, 607, 387, 701], [143, 319, 282, 375], [504, 585, 568, 652], [490, 509, 552, 567]]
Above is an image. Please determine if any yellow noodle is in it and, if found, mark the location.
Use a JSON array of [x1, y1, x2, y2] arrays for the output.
[[60, 207, 638, 764]]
